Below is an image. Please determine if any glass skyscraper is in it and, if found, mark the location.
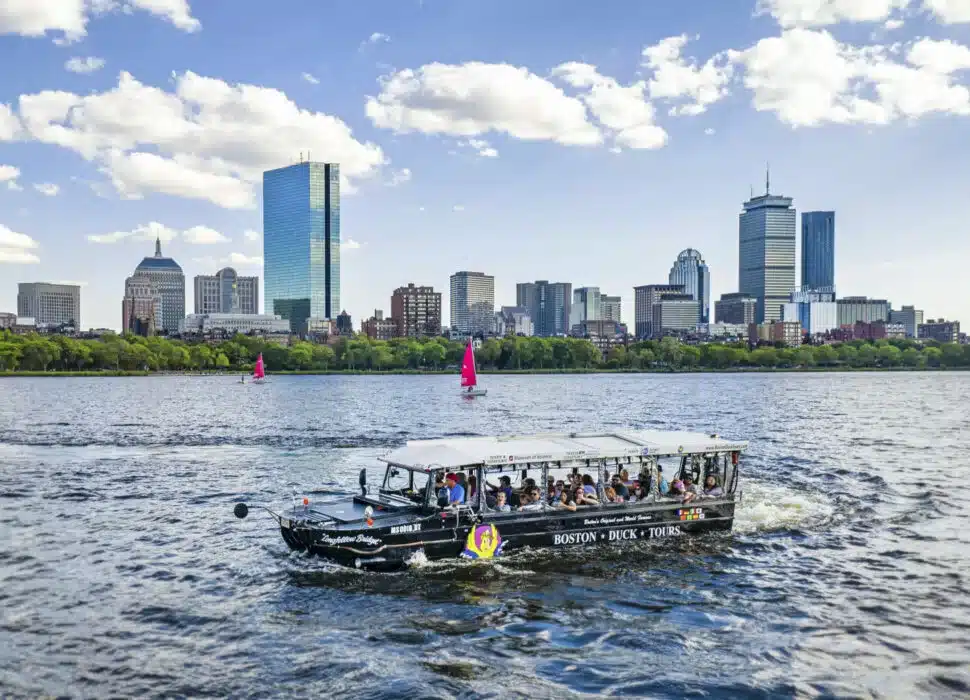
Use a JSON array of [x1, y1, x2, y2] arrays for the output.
[[739, 190, 796, 323], [668, 248, 710, 323], [263, 162, 340, 333], [801, 211, 835, 290]]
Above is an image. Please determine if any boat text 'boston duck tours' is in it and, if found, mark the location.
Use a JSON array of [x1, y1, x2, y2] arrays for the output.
[[233, 430, 748, 570]]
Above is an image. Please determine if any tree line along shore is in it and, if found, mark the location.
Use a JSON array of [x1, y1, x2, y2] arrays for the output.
[[2, 331, 969, 375]]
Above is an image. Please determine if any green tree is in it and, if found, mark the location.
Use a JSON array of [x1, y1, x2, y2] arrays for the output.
[[923, 346, 942, 367], [878, 344, 902, 367], [901, 347, 925, 368], [215, 352, 230, 369], [813, 344, 839, 367], [312, 344, 336, 369], [19, 338, 60, 371], [658, 337, 682, 368], [422, 342, 446, 369], [750, 347, 778, 368], [793, 346, 815, 367], [681, 345, 701, 368], [0, 342, 22, 370]]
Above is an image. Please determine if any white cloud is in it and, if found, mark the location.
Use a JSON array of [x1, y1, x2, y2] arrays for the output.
[[734, 30, 970, 126], [182, 225, 229, 244], [884, 18, 906, 29], [552, 62, 668, 149], [387, 167, 412, 186], [452, 204, 465, 212], [65, 56, 106, 74], [755, 0, 910, 27], [33, 183, 59, 196], [243, 229, 261, 242], [0, 0, 199, 41], [704, 127, 716, 135], [15, 70, 385, 209], [225, 252, 262, 266], [0, 249, 40, 264], [302, 72, 320, 84], [641, 35, 735, 116], [0, 104, 20, 141], [361, 32, 390, 49], [51, 279, 88, 287], [0, 223, 39, 249], [88, 221, 179, 244], [0, 165, 22, 190], [340, 239, 362, 251], [460, 138, 500, 157], [366, 62, 603, 147], [925, 0, 970, 23]]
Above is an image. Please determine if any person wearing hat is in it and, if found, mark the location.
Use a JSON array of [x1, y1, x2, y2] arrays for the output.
[[445, 473, 464, 506]]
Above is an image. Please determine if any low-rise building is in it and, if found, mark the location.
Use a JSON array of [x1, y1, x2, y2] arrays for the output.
[[17, 282, 81, 329], [495, 306, 534, 337], [335, 311, 353, 335], [651, 297, 699, 338], [783, 287, 838, 337], [0, 312, 17, 329], [749, 321, 802, 347], [695, 323, 748, 340], [573, 319, 627, 352], [361, 309, 397, 340], [180, 313, 291, 336], [889, 305, 923, 338], [919, 319, 960, 343], [837, 296, 890, 326], [391, 283, 442, 338]]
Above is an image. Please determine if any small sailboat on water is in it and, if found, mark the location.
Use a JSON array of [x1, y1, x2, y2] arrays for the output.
[[252, 353, 266, 384], [460, 338, 486, 397]]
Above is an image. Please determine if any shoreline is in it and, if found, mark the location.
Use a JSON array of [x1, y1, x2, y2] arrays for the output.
[[2, 366, 966, 378]]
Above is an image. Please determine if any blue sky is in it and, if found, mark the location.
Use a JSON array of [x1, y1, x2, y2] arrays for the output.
[[2, 0, 970, 330]]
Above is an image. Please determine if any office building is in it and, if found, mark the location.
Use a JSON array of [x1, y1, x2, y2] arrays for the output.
[[652, 298, 700, 338], [633, 284, 686, 339], [494, 306, 534, 337], [131, 237, 184, 334], [782, 287, 837, 337], [668, 249, 710, 323], [715, 293, 757, 325], [17, 282, 81, 328], [517, 280, 572, 337], [263, 161, 340, 333], [194, 268, 259, 315], [570, 287, 601, 330], [918, 319, 960, 343], [749, 321, 802, 347], [600, 295, 621, 323], [391, 283, 442, 338], [0, 312, 16, 329], [739, 177, 797, 323], [837, 296, 890, 326], [361, 310, 398, 340], [450, 271, 494, 336], [889, 305, 924, 338], [801, 211, 835, 290], [122, 274, 160, 336]]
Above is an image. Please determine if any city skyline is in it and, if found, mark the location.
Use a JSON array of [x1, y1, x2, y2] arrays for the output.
[[2, 0, 970, 329]]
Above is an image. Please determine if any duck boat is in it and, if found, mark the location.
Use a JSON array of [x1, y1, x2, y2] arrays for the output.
[[233, 430, 747, 570]]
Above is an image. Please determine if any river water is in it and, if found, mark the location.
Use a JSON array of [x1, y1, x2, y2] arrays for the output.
[[0, 373, 968, 699]]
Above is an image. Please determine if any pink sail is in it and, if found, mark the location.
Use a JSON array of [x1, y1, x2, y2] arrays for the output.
[[460, 340, 477, 388], [253, 353, 265, 379]]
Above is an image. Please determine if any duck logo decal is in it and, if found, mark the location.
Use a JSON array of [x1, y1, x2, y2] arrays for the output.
[[461, 524, 503, 559]]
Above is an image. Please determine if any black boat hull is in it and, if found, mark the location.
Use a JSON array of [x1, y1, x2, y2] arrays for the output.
[[280, 499, 735, 570]]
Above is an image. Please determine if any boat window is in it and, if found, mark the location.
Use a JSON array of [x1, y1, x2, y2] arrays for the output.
[[382, 466, 429, 502]]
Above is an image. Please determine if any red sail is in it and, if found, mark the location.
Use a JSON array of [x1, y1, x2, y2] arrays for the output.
[[253, 353, 265, 379], [460, 341, 477, 387]]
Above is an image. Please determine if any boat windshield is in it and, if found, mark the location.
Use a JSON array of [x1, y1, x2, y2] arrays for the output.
[[381, 465, 430, 503]]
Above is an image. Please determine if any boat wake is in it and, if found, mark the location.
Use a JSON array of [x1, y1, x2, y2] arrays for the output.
[[734, 481, 835, 534]]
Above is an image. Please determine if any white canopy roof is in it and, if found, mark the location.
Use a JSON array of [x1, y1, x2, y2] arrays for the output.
[[378, 430, 747, 472]]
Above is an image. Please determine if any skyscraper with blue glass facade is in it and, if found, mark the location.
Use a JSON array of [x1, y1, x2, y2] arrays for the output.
[[739, 190, 796, 324], [801, 211, 835, 291], [263, 162, 340, 333]]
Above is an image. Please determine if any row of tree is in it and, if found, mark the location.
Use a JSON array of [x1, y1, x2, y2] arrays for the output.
[[1, 330, 969, 373]]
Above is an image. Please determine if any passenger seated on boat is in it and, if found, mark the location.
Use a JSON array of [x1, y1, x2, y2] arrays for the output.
[[581, 474, 596, 496], [681, 475, 699, 503], [574, 488, 598, 506], [702, 475, 724, 498], [556, 490, 577, 512], [445, 473, 465, 506], [610, 475, 629, 500], [604, 486, 619, 503], [467, 475, 478, 501], [491, 491, 511, 512], [657, 466, 669, 496], [518, 488, 544, 511], [668, 478, 685, 499], [486, 476, 513, 504], [619, 469, 632, 486], [629, 483, 650, 502], [455, 472, 468, 502]]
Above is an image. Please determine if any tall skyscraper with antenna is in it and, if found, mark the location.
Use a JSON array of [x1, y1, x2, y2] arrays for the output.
[[738, 166, 796, 323]]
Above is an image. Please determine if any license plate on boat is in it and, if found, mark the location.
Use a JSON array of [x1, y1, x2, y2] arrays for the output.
[[280, 518, 290, 529]]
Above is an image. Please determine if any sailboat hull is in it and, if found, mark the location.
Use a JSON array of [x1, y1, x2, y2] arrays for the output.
[[462, 388, 487, 397]]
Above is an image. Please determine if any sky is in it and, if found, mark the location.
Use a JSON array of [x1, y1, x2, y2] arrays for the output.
[[2, 0, 970, 330]]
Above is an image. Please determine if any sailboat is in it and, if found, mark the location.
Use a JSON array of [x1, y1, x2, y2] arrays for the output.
[[460, 338, 486, 397], [252, 353, 266, 384]]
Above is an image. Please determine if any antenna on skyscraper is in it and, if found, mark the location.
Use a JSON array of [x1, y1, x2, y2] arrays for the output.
[[299, 152, 303, 163], [750, 184, 754, 199], [765, 162, 771, 195]]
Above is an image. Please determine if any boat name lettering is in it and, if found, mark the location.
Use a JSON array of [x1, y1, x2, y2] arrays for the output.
[[553, 531, 597, 545], [318, 533, 382, 547], [647, 525, 683, 538], [607, 529, 639, 541], [583, 514, 653, 526], [390, 523, 421, 535]]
